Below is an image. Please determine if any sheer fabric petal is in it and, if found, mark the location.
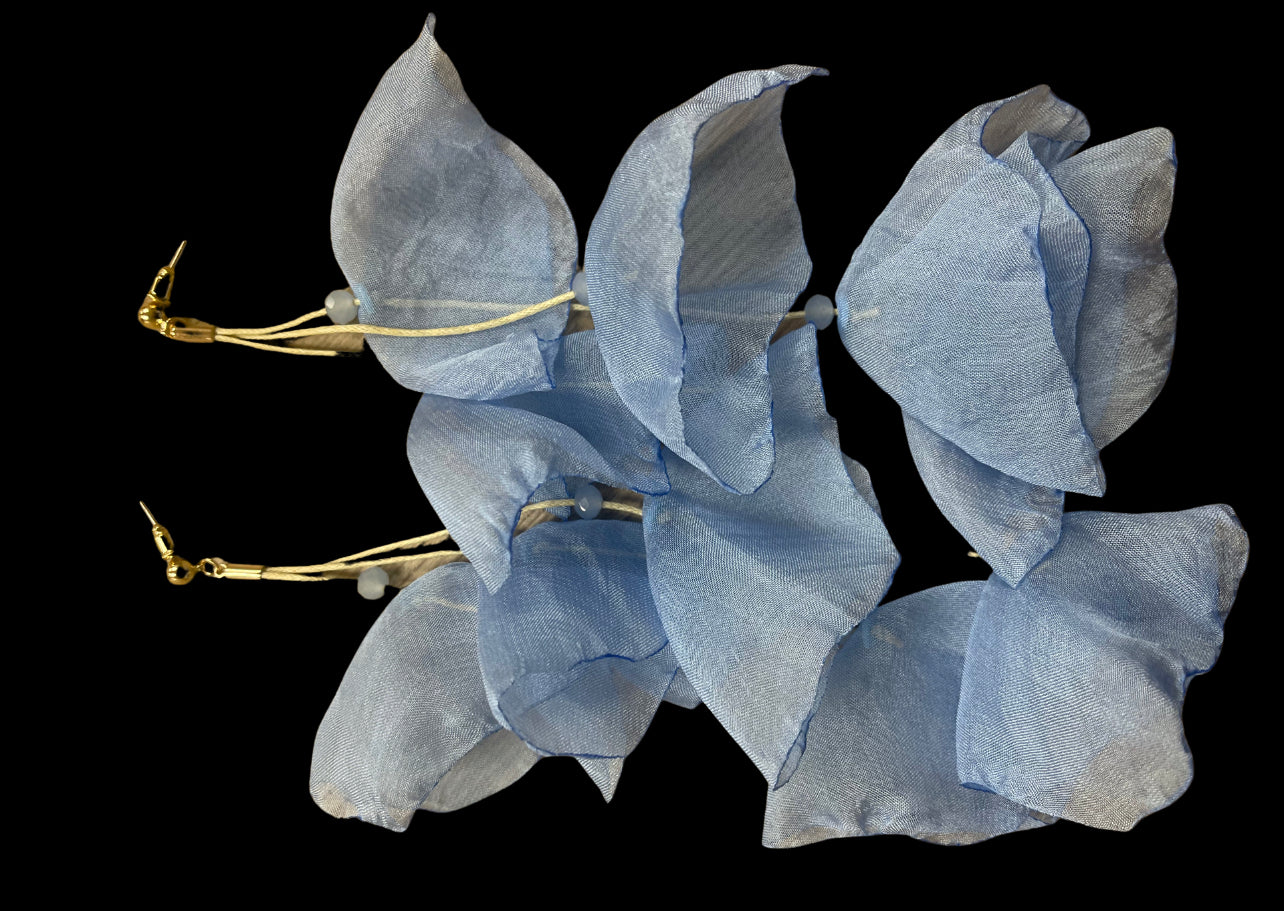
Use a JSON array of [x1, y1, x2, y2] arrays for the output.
[[956, 506, 1249, 830], [310, 562, 536, 831], [838, 86, 1180, 584], [645, 326, 899, 787], [586, 66, 819, 493], [407, 331, 667, 594], [331, 15, 576, 396], [764, 582, 1050, 847], [1055, 128, 1178, 449], [837, 151, 1102, 494], [478, 520, 677, 761], [903, 413, 1063, 585]]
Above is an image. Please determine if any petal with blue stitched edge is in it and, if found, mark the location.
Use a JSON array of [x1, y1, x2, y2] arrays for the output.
[[586, 66, 820, 494], [645, 326, 899, 787], [956, 506, 1249, 830], [1054, 128, 1178, 449], [310, 562, 537, 831], [407, 331, 667, 594], [332, 14, 577, 396], [764, 582, 1052, 847], [478, 520, 677, 761], [838, 161, 1102, 493], [904, 412, 1063, 586]]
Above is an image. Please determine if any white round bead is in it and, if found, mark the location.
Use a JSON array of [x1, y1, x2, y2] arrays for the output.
[[572, 270, 589, 306], [357, 566, 389, 600], [804, 294, 835, 330], [325, 288, 358, 325], [574, 484, 603, 520]]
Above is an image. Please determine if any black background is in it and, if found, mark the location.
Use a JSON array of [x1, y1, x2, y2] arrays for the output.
[[82, 2, 1269, 889]]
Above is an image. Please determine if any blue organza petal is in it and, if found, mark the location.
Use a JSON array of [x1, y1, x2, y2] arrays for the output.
[[837, 85, 1103, 494], [904, 412, 1063, 585], [478, 520, 677, 760], [998, 134, 1091, 368], [838, 160, 1101, 493], [586, 66, 820, 494], [578, 758, 626, 801], [1053, 129, 1178, 449], [956, 506, 1249, 830], [503, 331, 670, 496], [407, 331, 667, 594], [662, 666, 702, 710], [644, 326, 899, 786], [331, 15, 576, 396], [310, 562, 537, 831], [764, 582, 1051, 847]]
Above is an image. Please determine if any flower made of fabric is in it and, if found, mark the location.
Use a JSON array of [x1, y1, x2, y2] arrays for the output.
[[836, 85, 1178, 584]]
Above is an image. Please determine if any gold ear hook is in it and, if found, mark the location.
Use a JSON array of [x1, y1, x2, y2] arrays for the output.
[[139, 501, 263, 585], [137, 241, 216, 343]]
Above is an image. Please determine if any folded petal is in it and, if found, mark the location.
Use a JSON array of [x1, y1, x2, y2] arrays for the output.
[[998, 134, 1091, 368], [578, 758, 626, 801], [332, 14, 576, 396], [478, 520, 677, 761], [1053, 129, 1178, 448], [645, 326, 899, 786], [838, 160, 1102, 493], [956, 506, 1249, 830], [764, 582, 1051, 847], [586, 66, 820, 493], [310, 562, 537, 831], [904, 412, 1063, 585], [407, 331, 667, 593]]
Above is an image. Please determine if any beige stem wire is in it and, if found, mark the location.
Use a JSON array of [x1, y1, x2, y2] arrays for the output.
[[258, 498, 643, 582], [211, 293, 581, 356]]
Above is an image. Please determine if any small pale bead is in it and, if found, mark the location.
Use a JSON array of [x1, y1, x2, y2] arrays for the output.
[[574, 484, 603, 520], [357, 566, 389, 600], [804, 293, 835, 330], [325, 288, 358, 325], [572, 270, 589, 306]]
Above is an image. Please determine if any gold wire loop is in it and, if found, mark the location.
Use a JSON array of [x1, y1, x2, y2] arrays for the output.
[[138, 241, 216, 342]]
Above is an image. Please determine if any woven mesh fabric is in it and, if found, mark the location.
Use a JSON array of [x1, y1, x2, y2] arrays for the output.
[[331, 14, 576, 396], [310, 562, 538, 831], [764, 582, 1050, 847], [903, 413, 1063, 586], [1053, 128, 1177, 449], [407, 331, 667, 594], [644, 326, 899, 787], [955, 506, 1249, 830], [837, 85, 1177, 583], [585, 66, 819, 494], [478, 520, 676, 762]]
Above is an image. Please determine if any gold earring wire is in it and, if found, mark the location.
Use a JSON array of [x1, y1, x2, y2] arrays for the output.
[[137, 241, 219, 343], [140, 501, 264, 584]]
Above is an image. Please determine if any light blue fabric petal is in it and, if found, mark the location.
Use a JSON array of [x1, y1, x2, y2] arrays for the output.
[[645, 326, 900, 787], [586, 66, 820, 494], [478, 520, 677, 760], [838, 160, 1102, 494], [837, 85, 1102, 494], [407, 331, 667, 594], [578, 758, 626, 801], [956, 506, 1249, 830], [1053, 129, 1178, 449], [662, 666, 702, 709], [764, 582, 1051, 847], [331, 15, 576, 396], [310, 562, 538, 831], [503, 331, 669, 496], [904, 412, 1063, 585], [997, 134, 1091, 368]]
